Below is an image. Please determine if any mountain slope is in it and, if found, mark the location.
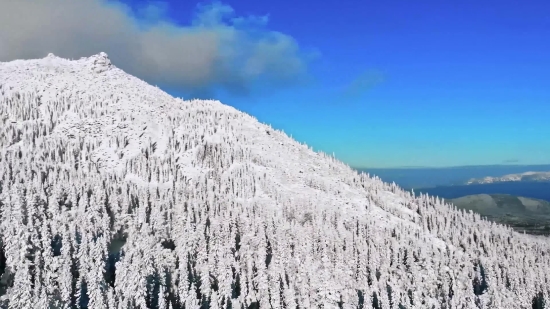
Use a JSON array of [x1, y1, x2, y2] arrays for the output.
[[0, 53, 549, 308]]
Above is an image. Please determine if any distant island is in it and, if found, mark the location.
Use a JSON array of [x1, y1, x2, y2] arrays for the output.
[[465, 171, 550, 185], [448, 194, 550, 235]]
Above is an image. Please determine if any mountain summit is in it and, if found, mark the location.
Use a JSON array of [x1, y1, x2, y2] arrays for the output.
[[0, 53, 549, 308]]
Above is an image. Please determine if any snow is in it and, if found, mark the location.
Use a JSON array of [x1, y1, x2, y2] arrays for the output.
[[0, 53, 549, 308]]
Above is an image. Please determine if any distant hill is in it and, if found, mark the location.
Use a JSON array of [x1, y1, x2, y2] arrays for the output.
[[414, 181, 550, 203], [466, 171, 550, 185], [449, 194, 550, 235]]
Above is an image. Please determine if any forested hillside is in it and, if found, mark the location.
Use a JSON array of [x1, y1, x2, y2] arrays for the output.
[[0, 53, 548, 309]]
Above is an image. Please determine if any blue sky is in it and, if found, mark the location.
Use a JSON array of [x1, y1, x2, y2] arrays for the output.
[[31, 0, 550, 168]]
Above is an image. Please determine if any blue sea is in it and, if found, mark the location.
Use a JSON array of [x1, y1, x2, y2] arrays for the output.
[[357, 164, 550, 189], [354, 165, 550, 202]]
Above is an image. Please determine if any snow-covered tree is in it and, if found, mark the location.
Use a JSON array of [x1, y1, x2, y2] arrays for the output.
[[0, 53, 548, 308]]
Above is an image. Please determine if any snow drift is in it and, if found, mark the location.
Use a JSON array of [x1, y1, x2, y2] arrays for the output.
[[0, 53, 549, 309]]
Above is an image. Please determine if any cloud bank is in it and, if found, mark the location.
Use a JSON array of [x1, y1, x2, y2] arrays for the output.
[[0, 0, 313, 96]]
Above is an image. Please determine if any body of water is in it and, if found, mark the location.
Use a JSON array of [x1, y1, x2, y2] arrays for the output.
[[357, 164, 550, 189]]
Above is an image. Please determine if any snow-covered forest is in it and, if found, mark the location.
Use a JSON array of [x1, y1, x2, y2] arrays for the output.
[[0, 53, 549, 309]]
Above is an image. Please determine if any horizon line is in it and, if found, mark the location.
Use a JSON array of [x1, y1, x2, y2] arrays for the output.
[[353, 163, 550, 170]]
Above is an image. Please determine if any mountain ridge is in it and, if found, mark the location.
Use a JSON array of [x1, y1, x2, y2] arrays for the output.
[[0, 53, 549, 308]]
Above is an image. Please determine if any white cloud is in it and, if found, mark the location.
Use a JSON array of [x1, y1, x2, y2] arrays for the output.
[[341, 70, 385, 98], [0, 0, 313, 95]]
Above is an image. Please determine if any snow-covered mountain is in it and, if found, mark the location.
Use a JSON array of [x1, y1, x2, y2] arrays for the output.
[[0, 53, 549, 309], [466, 171, 550, 185]]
